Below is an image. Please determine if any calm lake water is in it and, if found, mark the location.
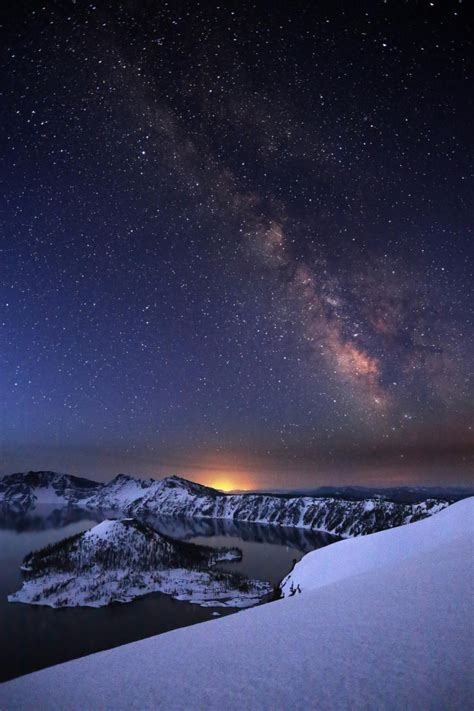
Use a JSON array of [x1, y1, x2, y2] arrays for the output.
[[0, 505, 338, 682]]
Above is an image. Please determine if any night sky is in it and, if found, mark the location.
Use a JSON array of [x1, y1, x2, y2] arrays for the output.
[[1, 1, 473, 489]]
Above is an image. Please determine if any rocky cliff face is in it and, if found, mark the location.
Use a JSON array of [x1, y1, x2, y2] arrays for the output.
[[0, 471, 101, 510], [122, 478, 448, 538], [0, 471, 449, 538]]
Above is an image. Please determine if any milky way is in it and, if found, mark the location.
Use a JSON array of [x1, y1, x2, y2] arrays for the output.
[[1, 1, 472, 486]]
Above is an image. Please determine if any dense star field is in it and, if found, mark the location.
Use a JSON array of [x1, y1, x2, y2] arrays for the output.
[[1, 1, 472, 487]]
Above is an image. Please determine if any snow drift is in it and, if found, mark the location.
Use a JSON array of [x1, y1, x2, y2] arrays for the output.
[[1, 497, 472, 710]]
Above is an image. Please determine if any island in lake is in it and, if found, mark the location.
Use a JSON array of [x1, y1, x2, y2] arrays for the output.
[[9, 518, 272, 609]]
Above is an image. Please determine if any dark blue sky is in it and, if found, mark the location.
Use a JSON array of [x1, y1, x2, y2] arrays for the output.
[[1, 0, 472, 488]]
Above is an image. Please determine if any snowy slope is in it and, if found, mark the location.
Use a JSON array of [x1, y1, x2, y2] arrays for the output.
[[1, 499, 472, 710], [81, 474, 159, 510], [281, 495, 474, 596]]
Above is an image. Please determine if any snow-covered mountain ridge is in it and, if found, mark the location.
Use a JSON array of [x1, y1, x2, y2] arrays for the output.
[[0, 471, 450, 537]]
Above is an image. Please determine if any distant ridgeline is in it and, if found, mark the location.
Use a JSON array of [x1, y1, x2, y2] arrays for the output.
[[0, 471, 466, 538]]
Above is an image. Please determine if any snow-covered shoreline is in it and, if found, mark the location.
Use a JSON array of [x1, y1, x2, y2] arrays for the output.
[[9, 567, 270, 609], [2, 498, 472, 710]]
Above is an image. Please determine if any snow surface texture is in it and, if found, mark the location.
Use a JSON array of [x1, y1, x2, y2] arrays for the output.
[[1, 498, 472, 710], [8, 518, 268, 609], [0, 471, 450, 538]]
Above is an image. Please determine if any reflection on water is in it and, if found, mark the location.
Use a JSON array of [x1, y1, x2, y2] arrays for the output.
[[0, 505, 104, 532], [0, 505, 338, 682], [144, 513, 337, 554]]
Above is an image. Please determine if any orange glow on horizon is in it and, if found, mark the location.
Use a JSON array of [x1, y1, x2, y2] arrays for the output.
[[201, 471, 255, 492], [210, 478, 235, 492]]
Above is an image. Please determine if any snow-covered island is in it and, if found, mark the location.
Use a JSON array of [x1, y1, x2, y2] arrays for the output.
[[1, 497, 472, 709], [8, 518, 271, 609]]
